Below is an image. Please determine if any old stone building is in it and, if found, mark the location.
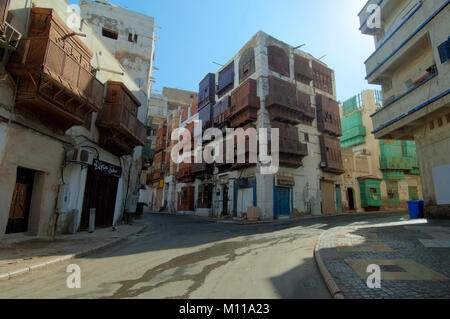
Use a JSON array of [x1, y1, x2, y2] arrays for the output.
[[339, 89, 423, 213], [359, 0, 450, 218], [0, 0, 151, 237], [151, 31, 345, 219]]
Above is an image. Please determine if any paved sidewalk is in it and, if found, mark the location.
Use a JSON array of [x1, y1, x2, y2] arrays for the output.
[[315, 218, 450, 299], [0, 221, 148, 281]]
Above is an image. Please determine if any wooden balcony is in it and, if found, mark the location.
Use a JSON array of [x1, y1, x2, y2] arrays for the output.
[[176, 160, 195, 183], [229, 78, 260, 128], [155, 126, 167, 153], [266, 76, 315, 125], [316, 94, 342, 137], [7, 8, 104, 131], [191, 163, 213, 177], [96, 82, 146, 156], [319, 134, 344, 175], [271, 121, 308, 168]]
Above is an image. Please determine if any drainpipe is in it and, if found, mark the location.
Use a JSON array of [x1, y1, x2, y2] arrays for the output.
[[24, 0, 33, 37]]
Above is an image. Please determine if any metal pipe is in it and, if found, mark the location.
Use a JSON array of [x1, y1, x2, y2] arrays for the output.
[[24, 0, 33, 36]]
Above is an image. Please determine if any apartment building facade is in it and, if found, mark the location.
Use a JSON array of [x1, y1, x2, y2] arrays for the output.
[[339, 90, 423, 213], [79, 0, 156, 100], [151, 31, 345, 219], [359, 0, 450, 218], [0, 0, 150, 237]]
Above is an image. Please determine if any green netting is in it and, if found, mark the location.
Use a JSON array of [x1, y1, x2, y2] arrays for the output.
[[383, 170, 406, 181], [342, 111, 363, 131], [359, 179, 382, 208], [341, 136, 366, 148], [343, 93, 362, 116], [341, 111, 366, 147]]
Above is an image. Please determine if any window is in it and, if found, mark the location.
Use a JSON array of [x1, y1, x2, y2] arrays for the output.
[[128, 33, 138, 43], [304, 133, 309, 143], [438, 38, 449, 64], [102, 28, 118, 40]]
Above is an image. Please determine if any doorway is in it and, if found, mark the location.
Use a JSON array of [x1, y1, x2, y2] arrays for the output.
[[275, 187, 291, 218], [6, 167, 36, 234], [335, 185, 343, 214], [347, 188, 355, 211], [222, 185, 229, 216], [80, 165, 119, 230]]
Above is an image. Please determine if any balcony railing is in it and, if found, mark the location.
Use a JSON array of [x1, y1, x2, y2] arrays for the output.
[[371, 74, 445, 139], [364, 0, 446, 83], [8, 37, 104, 130], [0, 22, 22, 51], [380, 156, 413, 171]]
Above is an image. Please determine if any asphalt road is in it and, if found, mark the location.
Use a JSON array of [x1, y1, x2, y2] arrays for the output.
[[0, 212, 407, 299]]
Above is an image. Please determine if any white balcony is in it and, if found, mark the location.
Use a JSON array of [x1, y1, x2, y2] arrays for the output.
[[364, 0, 447, 84], [371, 74, 449, 140]]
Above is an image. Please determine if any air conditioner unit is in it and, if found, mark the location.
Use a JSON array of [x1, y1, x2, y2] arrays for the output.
[[320, 162, 327, 168], [66, 147, 95, 165]]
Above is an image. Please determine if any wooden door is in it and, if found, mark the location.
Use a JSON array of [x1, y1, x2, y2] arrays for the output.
[[6, 168, 35, 234], [80, 167, 119, 230], [321, 181, 336, 214]]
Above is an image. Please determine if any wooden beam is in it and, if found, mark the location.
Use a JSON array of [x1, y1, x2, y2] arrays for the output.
[[28, 72, 37, 89], [54, 87, 65, 99]]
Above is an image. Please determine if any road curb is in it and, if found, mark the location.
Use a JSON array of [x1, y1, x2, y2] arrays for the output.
[[0, 224, 148, 281], [314, 231, 345, 299]]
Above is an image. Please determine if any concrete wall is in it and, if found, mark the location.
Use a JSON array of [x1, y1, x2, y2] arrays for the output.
[[0, 124, 65, 236], [0, 0, 151, 237], [79, 0, 155, 98]]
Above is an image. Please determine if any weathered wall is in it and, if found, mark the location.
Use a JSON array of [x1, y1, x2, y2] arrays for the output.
[[79, 0, 155, 99], [0, 125, 65, 236]]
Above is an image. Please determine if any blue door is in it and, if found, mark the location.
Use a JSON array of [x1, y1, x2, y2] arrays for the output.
[[335, 186, 343, 214], [275, 187, 290, 218]]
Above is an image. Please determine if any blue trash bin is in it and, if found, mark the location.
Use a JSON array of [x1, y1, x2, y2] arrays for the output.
[[407, 200, 425, 219]]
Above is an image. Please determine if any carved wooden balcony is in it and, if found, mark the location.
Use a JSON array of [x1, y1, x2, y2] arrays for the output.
[[319, 134, 344, 175], [155, 126, 167, 153], [7, 8, 104, 130], [229, 78, 260, 128], [266, 76, 315, 126], [96, 81, 146, 156], [316, 94, 342, 137], [271, 121, 308, 168], [176, 160, 195, 183]]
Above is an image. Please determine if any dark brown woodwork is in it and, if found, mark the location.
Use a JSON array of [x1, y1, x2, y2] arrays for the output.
[[265, 76, 315, 125], [315, 93, 342, 137], [96, 81, 146, 156], [229, 78, 260, 128], [7, 8, 104, 131], [271, 121, 308, 168], [319, 134, 344, 175]]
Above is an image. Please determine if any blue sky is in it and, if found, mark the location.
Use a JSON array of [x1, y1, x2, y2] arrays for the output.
[[72, 0, 379, 102]]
